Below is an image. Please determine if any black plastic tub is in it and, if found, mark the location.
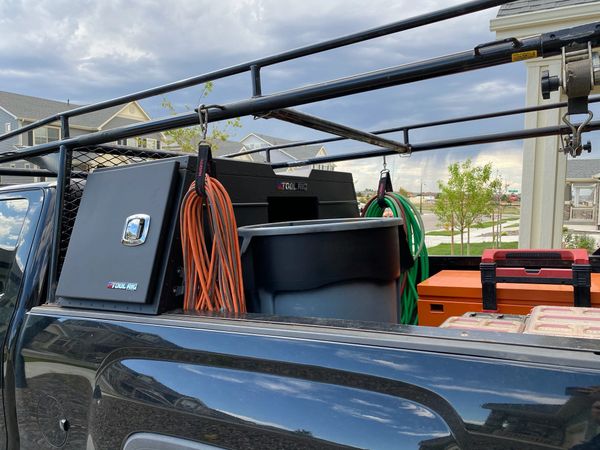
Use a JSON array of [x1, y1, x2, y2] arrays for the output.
[[238, 218, 404, 322]]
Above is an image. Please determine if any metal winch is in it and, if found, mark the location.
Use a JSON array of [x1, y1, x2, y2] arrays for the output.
[[541, 42, 600, 157]]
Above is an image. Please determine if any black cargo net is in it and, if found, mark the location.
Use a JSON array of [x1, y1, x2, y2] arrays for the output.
[[59, 145, 179, 274]]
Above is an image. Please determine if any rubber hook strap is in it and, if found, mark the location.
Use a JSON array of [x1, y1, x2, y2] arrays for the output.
[[195, 105, 215, 197], [377, 169, 393, 207]]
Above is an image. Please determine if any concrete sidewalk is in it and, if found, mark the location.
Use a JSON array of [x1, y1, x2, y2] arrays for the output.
[[425, 218, 520, 248]]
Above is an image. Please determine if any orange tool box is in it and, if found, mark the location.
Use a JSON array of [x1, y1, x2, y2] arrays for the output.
[[418, 249, 595, 327], [417, 271, 600, 327]]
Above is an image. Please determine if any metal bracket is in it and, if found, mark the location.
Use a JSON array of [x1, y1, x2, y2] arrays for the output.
[[195, 104, 225, 141], [561, 110, 593, 157], [265, 108, 409, 153], [197, 105, 209, 141], [250, 65, 262, 97], [401, 128, 412, 157]]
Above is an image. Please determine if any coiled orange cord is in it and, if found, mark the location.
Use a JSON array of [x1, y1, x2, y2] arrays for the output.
[[180, 175, 245, 313]]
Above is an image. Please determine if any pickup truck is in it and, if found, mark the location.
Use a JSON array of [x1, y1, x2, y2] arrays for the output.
[[0, 174, 597, 450], [1, 2, 600, 448]]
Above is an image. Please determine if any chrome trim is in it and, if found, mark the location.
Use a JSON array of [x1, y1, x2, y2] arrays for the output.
[[121, 213, 150, 246]]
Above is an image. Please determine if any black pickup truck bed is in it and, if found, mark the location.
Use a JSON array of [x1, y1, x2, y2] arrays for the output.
[[13, 304, 600, 449]]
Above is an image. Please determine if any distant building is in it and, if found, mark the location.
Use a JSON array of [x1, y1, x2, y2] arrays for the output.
[[213, 132, 335, 177], [0, 91, 163, 184]]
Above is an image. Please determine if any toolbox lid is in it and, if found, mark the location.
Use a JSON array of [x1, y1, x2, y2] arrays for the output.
[[417, 270, 600, 304], [56, 159, 179, 306]]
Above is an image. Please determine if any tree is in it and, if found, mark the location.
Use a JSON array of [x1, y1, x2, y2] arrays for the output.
[[433, 188, 457, 254], [490, 176, 509, 248], [161, 81, 241, 152], [434, 159, 501, 255], [396, 186, 411, 198]]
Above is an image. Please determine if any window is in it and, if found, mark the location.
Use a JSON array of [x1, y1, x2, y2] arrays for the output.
[[4, 123, 10, 133], [0, 199, 28, 250], [117, 139, 128, 146], [0, 198, 29, 296], [572, 184, 596, 208], [146, 138, 157, 150], [33, 127, 60, 145], [132, 138, 158, 150], [567, 184, 597, 222]]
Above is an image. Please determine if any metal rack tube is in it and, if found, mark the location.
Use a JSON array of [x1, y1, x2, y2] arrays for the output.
[[270, 119, 600, 168]]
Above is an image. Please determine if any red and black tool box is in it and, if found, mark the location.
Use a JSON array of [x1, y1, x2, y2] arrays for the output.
[[417, 249, 597, 327]]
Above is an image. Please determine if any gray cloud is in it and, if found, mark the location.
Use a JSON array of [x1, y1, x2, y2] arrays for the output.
[[1, 0, 545, 190]]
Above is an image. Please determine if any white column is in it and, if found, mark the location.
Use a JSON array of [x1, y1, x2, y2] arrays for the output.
[[519, 56, 566, 248]]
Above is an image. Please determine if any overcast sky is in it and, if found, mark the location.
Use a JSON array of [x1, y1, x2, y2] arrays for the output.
[[1, 0, 587, 192]]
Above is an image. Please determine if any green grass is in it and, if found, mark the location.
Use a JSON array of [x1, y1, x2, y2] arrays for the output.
[[426, 230, 460, 236], [473, 219, 511, 229], [428, 241, 518, 256], [504, 222, 519, 228], [502, 206, 520, 215]]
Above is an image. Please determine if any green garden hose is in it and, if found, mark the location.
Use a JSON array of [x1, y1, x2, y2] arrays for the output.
[[362, 193, 429, 325]]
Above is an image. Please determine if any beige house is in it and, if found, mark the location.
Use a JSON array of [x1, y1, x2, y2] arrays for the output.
[[0, 91, 164, 184], [491, 0, 600, 248], [215, 133, 335, 177]]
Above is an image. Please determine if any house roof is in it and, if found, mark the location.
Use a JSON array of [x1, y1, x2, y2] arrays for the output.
[[567, 158, 600, 179], [0, 91, 125, 129], [245, 133, 325, 161], [497, 0, 598, 17], [212, 140, 243, 157]]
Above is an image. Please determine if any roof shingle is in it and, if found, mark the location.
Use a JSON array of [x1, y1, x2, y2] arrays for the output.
[[0, 91, 125, 129], [497, 0, 599, 17], [248, 133, 325, 160], [567, 158, 600, 179]]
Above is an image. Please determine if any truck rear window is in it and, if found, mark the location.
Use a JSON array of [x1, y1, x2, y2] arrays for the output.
[[0, 199, 28, 250], [0, 198, 29, 295]]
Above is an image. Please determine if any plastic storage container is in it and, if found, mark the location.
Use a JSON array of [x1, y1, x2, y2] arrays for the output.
[[238, 217, 405, 322], [440, 312, 526, 333], [524, 305, 600, 339]]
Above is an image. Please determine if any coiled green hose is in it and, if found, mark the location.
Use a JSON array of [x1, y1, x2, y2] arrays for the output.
[[363, 193, 429, 325]]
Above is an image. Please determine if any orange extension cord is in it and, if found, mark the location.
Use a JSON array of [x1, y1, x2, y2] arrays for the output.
[[180, 175, 245, 313]]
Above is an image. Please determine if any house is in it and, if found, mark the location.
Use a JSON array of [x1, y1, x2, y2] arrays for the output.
[[211, 139, 245, 157], [564, 158, 600, 228], [0, 91, 163, 184], [491, 0, 600, 247], [213, 133, 335, 177]]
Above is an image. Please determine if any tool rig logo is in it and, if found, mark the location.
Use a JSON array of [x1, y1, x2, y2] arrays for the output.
[[276, 181, 308, 192], [107, 281, 138, 291]]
